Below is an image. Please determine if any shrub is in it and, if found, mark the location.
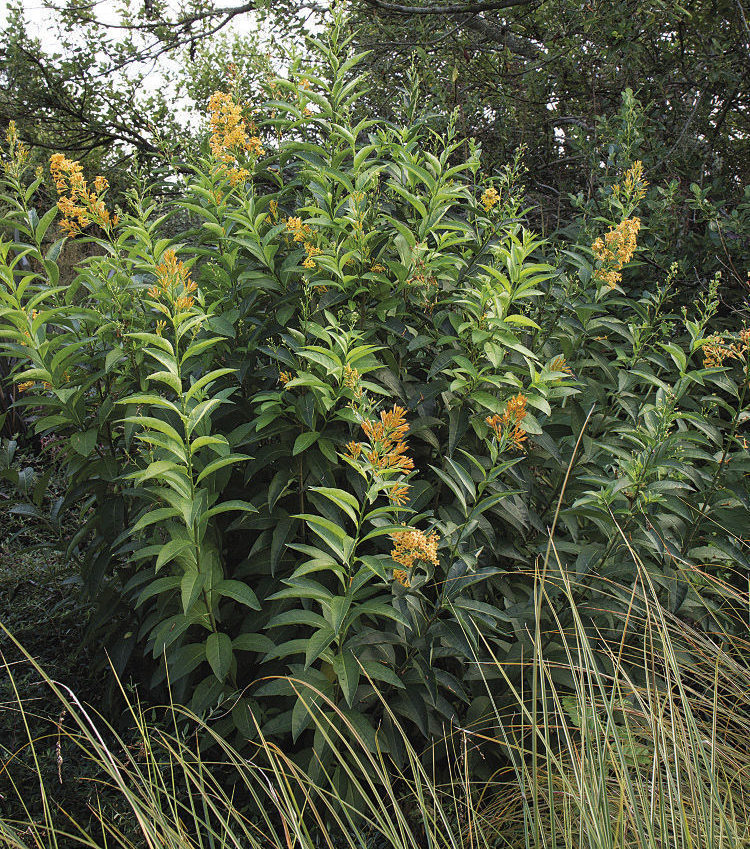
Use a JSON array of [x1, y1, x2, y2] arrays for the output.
[[1, 17, 748, 767]]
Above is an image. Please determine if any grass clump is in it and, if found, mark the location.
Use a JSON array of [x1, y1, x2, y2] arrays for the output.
[[2, 556, 750, 848]]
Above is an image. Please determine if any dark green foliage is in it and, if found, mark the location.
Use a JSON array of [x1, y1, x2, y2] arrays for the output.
[[0, 19, 748, 772]]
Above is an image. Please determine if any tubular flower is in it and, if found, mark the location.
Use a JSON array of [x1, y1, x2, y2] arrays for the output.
[[592, 217, 641, 290], [549, 355, 573, 375], [342, 364, 363, 398], [390, 527, 440, 570], [622, 161, 648, 205], [703, 328, 750, 368], [302, 242, 321, 269], [16, 381, 34, 393], [345, 440, 362, 459], [4, 121, 29, 177], [481, 187, 500, 212], [486, 393, 528, 451], [174, 295, 195, 312], [388, 484, 411, 506], [208, 91, 263, 184], [279, 370, 293, 386], [148, 250, 197, 311], [392, 568, 410, 587], [49, 153, 111, 235], [155, 250, 194, 292], [360, 404, 414, 471], [285, 216, 312, 243]]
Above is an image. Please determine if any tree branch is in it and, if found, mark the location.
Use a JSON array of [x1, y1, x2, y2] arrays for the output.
[[362, 0, 533, 15]]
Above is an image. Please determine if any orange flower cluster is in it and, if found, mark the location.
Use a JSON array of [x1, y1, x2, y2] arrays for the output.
[[302, 242, 321, 269], [481, 187, 500, 211], [285, 217, 310, 242], [486, 393, 528, 451], [49, 154, 113, 236], [342, 364, 363, 398], [208, 91, 264, 186], [279, 370, 293, 386], [4, 122, 29, 177], [16, 381, 34, 393], [390, 527, 440, 571], [345, 440, 362, 459], [388, 484, 411, 506], [392, 568, 410, 587], [549, 354, 573, 375], [346, 404, 414, 505], [147, 249, 197, 312], [703, 328, 750, 368], [359, 405, 414, 472], [285, 216, 321, 268], [612, 161, 648, 207], [592, 217, 641, 289]]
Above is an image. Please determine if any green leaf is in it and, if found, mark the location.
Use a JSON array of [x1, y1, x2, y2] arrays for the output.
[[267, 609, 329, 630], [166, 643, 206, 683], [332, 650, 360, 707], [293, 431, 320, 455], [360, 659, 405, 690], [195, 453, 249, 484], [309, 486, 359, 523], [155, 539, 195, 572], [135, 575, 181, 608], [292, 693, 315, 741], [294, 514, 352, 562], [233, 633, 276, 653], [328, 595, 352, 635], [201, 500, 258, 521], [206, 632, 233, 682], [181, 570, 206, 615], [216, 579, 260, 610], [305, 627, 336, 668], [70, 429, 98, 457]]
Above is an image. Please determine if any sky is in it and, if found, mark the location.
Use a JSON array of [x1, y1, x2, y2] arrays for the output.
[[2, 0, 263, 44], [1, 0, 279, 131]]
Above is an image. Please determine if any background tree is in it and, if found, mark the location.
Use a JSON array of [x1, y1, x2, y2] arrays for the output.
[[347, 0, 750, 216], [1, 0, 747, 289]]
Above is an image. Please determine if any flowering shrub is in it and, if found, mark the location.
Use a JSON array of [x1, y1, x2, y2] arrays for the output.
[[1, 20, 748, 769]]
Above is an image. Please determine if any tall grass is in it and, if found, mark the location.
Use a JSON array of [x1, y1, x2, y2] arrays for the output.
[[2, 553, 750, 849]]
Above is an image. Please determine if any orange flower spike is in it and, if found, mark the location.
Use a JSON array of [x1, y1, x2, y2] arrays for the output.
[[505, 393, 527, 425], [381, 404, 408, 431], [345, 441, 362, 460], [486, 414, 504, 440], [392, 569, 410, 587], [481, 187, 500, 211], [549, 355, 572, 375], [49, 154, 112, 233], [390, 528, 440, 570], [389, 484, 410, 506]]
